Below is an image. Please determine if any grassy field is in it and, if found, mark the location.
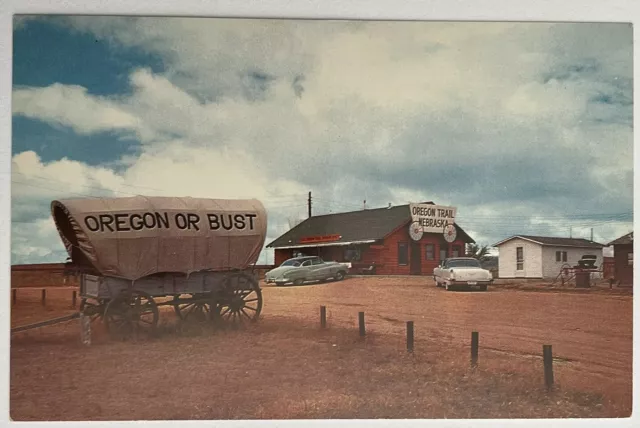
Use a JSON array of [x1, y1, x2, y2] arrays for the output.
[[10, 276, 633, 420]]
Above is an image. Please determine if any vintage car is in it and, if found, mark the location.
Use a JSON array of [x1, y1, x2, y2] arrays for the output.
[[265, 256, 348, 286], [433, 257, 493, 291]]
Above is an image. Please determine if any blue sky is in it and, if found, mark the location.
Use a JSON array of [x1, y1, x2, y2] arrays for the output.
[[10, 16, 633, 264]]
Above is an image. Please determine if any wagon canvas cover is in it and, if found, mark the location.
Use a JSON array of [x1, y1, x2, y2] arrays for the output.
[[51, 196, 267, 280]]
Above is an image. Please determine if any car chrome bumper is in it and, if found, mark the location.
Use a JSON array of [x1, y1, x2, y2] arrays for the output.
[[448, 280, 492, 286]]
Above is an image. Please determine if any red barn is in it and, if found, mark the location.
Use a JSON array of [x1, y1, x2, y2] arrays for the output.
[[266, 202, 475, 276], [607, 232, 633, 286]]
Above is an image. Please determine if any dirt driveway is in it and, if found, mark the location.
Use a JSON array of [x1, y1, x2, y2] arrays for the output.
[[10, 276, 633, 420]]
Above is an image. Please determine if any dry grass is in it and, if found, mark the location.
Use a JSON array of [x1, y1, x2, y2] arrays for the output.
[[10, 277, 633, 420]]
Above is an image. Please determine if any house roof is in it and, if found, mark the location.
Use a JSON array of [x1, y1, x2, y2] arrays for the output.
[[492, 235, 604, 249], [607, 232, 633, 246], [266, 203, 475, 249]]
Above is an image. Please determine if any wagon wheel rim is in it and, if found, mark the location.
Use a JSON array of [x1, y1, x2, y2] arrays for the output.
[[105, 290, 158, 340], [217, 273, 262, 326]]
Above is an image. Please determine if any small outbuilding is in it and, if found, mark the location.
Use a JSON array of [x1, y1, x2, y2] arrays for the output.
[[266, 203, 475, 276], [493, 235, 604, 279], [607, 232, 633, 285]]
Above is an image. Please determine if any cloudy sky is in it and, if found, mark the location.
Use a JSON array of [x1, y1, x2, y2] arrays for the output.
[[10, 16, 633, 264]]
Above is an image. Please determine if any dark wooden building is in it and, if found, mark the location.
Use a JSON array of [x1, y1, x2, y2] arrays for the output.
[[266, 203, 475, 276], [607, 232, 633, 285]]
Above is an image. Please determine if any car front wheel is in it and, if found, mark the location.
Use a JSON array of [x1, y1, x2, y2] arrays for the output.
[[334, 271, 345, 281]]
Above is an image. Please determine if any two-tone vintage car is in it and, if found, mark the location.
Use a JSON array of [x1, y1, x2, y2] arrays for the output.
[[433, 257, 493, 291], [265, 256, 349, 286]]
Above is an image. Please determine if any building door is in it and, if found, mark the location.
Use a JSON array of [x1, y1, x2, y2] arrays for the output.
[[410, 241, 422, 275]]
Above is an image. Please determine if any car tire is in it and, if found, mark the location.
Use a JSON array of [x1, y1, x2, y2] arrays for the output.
[[293, 279, 304, 286], [480, 284, 488, 292], [334, 271, 345, 281]]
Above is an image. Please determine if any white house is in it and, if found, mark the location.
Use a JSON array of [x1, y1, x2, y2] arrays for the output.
[[493, 235, 605, 279]]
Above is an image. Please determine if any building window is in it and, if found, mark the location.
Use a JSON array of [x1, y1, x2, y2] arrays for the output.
[[439, 248, 447, 264], [398, 242, 409, 266], [344, 248, 362, 262], [556, 251, 567, 262], [452, 245, 461, 257], [425, 244, 435, 261], [516, 247, 524, 271], [628, 252, 633, 266]]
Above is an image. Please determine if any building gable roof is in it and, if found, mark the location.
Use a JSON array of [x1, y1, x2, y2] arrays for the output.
[[266, 203, 475, 248], [607, 232, 633, 246], [493, 235, 604, 249]]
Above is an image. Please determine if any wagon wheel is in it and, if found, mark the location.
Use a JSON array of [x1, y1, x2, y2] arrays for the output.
[[216, 272, 262, 326], [173, 293, 216, 323], [104, 290, 159, 341], [79, 298, 105, 323]]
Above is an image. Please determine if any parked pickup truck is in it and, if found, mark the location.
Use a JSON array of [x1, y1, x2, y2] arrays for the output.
[[265, 256, 349, 286], [433, 257, 493, 291]]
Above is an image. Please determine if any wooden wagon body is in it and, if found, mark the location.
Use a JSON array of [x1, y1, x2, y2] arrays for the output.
[[51, 196, 268, 340]]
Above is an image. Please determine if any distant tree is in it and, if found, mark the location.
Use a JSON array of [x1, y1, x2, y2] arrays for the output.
[[466, 243, 491, 262]]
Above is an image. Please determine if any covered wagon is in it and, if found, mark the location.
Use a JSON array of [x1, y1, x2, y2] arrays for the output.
[[51, 196, 267, 340]]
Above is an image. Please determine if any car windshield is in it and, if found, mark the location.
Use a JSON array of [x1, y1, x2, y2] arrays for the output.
[[447, 259, 481, 268], [281, 259, 302, 267]]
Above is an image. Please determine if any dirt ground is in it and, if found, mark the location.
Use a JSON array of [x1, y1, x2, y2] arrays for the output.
[[9, 277, 633, 420]]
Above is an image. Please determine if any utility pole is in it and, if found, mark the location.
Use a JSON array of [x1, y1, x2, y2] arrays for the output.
[[308, 191, 312, 218], [363, 200, 366, 210], [570, 227, 572, 238], [591, 228, 594, 241]]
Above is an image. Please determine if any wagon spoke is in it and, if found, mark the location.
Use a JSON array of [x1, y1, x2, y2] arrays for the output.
[[105, 291, 158, 341]]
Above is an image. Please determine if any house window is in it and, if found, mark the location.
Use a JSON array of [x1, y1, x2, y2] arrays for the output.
[[344, 248, 362, 262], [555, 251, 567, 262], [425, 244, 435, 261], [628, 252, 633, 266], [439, 248, 447, 264], [398, 242, 409, 266], [452, 245, 461, 257], [516, 247, 524, 271]]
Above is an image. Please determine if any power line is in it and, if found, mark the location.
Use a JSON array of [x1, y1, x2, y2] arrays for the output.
[[12, 180, 101, 199]]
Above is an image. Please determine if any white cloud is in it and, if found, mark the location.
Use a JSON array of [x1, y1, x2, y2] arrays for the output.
[[13, 83, 141, 136]]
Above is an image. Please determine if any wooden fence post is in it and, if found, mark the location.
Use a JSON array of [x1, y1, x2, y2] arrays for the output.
[[320, 306, 326, 328], [12, 289, 16, 306], [471, 331, 479, 368], [41, 289, 46, 306], [406, 321, 414, 352], [358, 312, 365, 337], [543, 344, 554, 391], [72, 290, 77, 308]]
